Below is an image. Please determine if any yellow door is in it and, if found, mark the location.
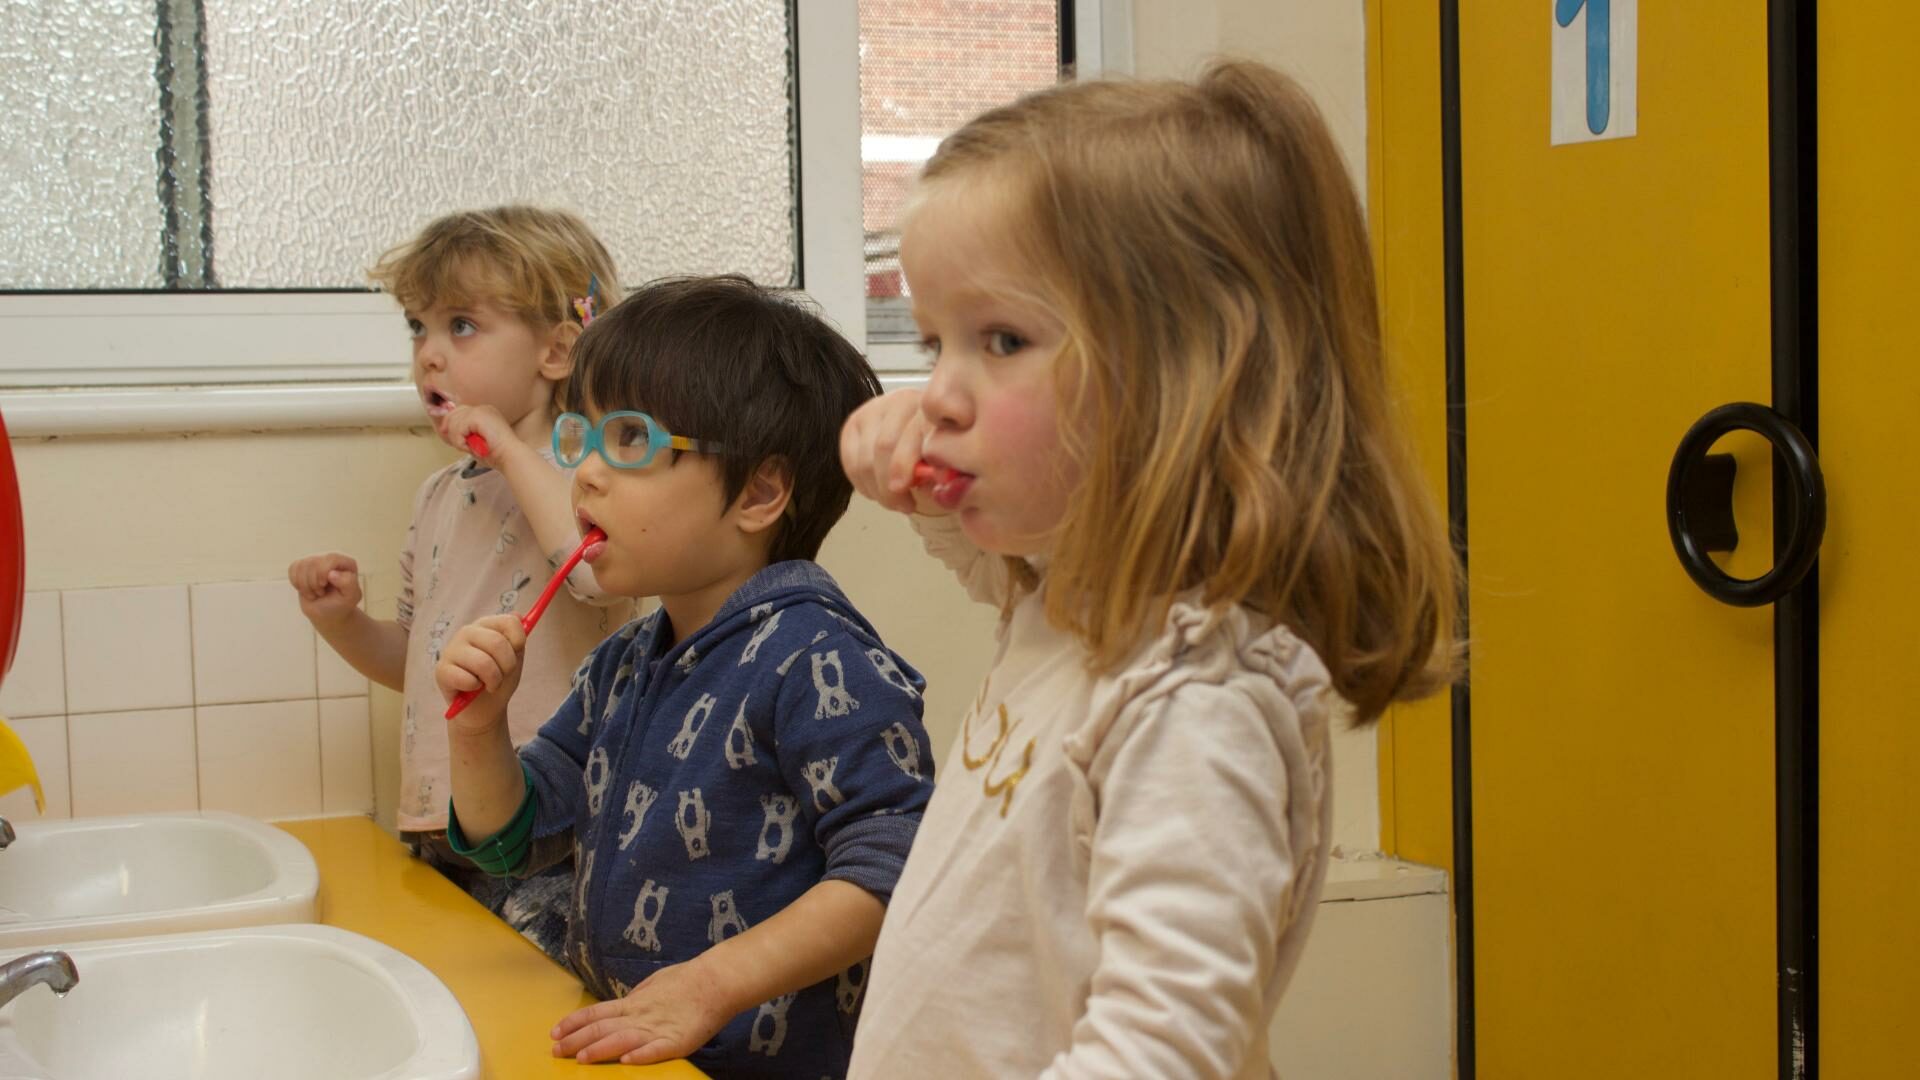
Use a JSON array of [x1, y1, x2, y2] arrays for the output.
[[1818, 5, 1920, 1077], [1374, 2, 1920, 1076], [1464, 4, 1776, 1074]]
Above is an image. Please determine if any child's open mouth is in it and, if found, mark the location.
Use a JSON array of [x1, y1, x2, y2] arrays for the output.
[[930, 472, 974, 510], [422, 388, 456, 419], [580, 532, 608, 564], [576, 514, 609, 563]]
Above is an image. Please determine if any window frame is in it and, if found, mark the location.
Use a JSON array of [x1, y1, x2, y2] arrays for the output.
[[0, 0, 1129, 435], [861, 0, 1133, 372]]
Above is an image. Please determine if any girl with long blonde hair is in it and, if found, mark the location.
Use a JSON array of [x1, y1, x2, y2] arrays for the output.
[[840, 59, 1457, 1076]]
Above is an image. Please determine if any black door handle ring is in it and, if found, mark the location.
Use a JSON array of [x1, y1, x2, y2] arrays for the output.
[[1666, 402, 1825, 607]]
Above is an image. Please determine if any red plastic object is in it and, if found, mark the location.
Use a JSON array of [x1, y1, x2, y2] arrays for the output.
[[911, 461, 965, 488], [0, 408, 23, 686], [465, 432, 489, 457], [444, 527, 605, 720]]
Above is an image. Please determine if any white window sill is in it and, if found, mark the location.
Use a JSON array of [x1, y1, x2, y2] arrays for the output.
[[1, 374, 934, 439], [0, 384, 424, 437], [866, 341, 929, 372]]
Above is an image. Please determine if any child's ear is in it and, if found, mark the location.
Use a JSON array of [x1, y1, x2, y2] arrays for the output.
[[731, 456, 794, 536], [539, 322, 581, 383]]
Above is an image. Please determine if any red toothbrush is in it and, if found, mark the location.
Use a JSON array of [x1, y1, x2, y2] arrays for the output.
[[466, 433, 490, 457], [912, 461, 969, 489], [910, 460, 974, 511], [444, 526, 606, 719]]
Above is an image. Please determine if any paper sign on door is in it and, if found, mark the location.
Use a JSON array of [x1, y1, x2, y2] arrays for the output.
[[1552, 0, 1638, 144]]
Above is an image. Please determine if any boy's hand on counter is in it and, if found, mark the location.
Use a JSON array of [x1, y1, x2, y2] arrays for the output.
[[434, 615, 526, 734], [549, 959, 736, 1065], [288, 552, 364, 628]]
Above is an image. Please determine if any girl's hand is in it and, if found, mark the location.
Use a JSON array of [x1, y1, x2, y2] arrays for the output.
[[287, 553, 363, 629], [549, 960, 737, 1065], [440, 403, 518, 462], [840, 388, 938, 515], [434, 615, 526, 734]]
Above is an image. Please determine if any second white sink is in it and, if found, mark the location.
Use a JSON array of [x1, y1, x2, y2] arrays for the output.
[[0, 924, 479, 1080], [0, 812, 318, 947]]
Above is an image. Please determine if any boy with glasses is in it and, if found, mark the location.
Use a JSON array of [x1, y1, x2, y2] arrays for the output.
[[435, 275, 933, 1078]]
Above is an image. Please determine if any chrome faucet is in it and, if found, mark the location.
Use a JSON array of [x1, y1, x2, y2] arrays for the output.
[[0, 951, 78, 1009], [0, 817, 12, 849]]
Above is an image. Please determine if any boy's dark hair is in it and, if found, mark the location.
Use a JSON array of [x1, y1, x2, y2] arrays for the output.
[[563, 275, 882, 564]]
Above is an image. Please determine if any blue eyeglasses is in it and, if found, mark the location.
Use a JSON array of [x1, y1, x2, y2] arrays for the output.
[[552, 411, 729, 470]]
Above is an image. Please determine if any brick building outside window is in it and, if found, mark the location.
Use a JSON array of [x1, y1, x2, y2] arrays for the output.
[[860, 1, 1061, 341]]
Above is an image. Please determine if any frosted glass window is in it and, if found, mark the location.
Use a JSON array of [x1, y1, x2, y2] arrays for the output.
[[0, 1, 794, 292], [0, 1, 168, 290], [859, 1, 1060, 340], [203, 0, 797, 289]]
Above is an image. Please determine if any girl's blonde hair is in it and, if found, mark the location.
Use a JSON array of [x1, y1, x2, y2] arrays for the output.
[[917, 59, 1458, 721], [369, 206, 622, 401]]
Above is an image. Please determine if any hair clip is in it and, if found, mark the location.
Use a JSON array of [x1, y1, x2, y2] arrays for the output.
[[572, 274, 601, 327]]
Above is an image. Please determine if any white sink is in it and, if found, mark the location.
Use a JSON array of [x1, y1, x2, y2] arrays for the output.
[[0, 924, 479, 1080], [0, 812, 318, 947]]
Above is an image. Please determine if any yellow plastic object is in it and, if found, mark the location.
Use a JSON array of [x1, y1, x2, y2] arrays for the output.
[[0, 714, 42, 814]]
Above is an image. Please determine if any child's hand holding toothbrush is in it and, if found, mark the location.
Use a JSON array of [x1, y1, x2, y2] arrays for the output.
[[434, 615, 527, 736], [840, 388, 959, 514], [438, 403, 518, 464]]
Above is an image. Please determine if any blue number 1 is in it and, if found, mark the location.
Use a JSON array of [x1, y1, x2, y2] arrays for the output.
[[1556, 0, 1611, 135]]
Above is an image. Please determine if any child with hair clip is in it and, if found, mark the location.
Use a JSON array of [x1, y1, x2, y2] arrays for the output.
[[840, 59, 1460, 1077], [434, 275, 934, 1077], [288, 206, 633, 959]]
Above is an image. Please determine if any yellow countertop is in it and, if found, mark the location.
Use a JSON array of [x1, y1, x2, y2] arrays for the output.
[[276, 816, 707, 1080]]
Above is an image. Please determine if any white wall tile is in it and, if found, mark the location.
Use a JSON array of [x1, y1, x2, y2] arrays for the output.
[[316, 635, 369, 697], [62, 586, 193, 714], [197, 700, 321, 820], [0, 715, 72, 820], [191, 581, 317, 705], [319, 696, 374, 815], [0, 592, 65, 719], [68, 708, 198, 815]]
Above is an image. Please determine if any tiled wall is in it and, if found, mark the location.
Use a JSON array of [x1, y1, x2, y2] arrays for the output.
[[0, 582, 373, 822]]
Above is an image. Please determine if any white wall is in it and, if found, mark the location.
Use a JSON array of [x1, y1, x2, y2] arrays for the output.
[[0, 580, 379, 823], [1132, 0, 1369, 185], [10, 431, 435, 829]]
